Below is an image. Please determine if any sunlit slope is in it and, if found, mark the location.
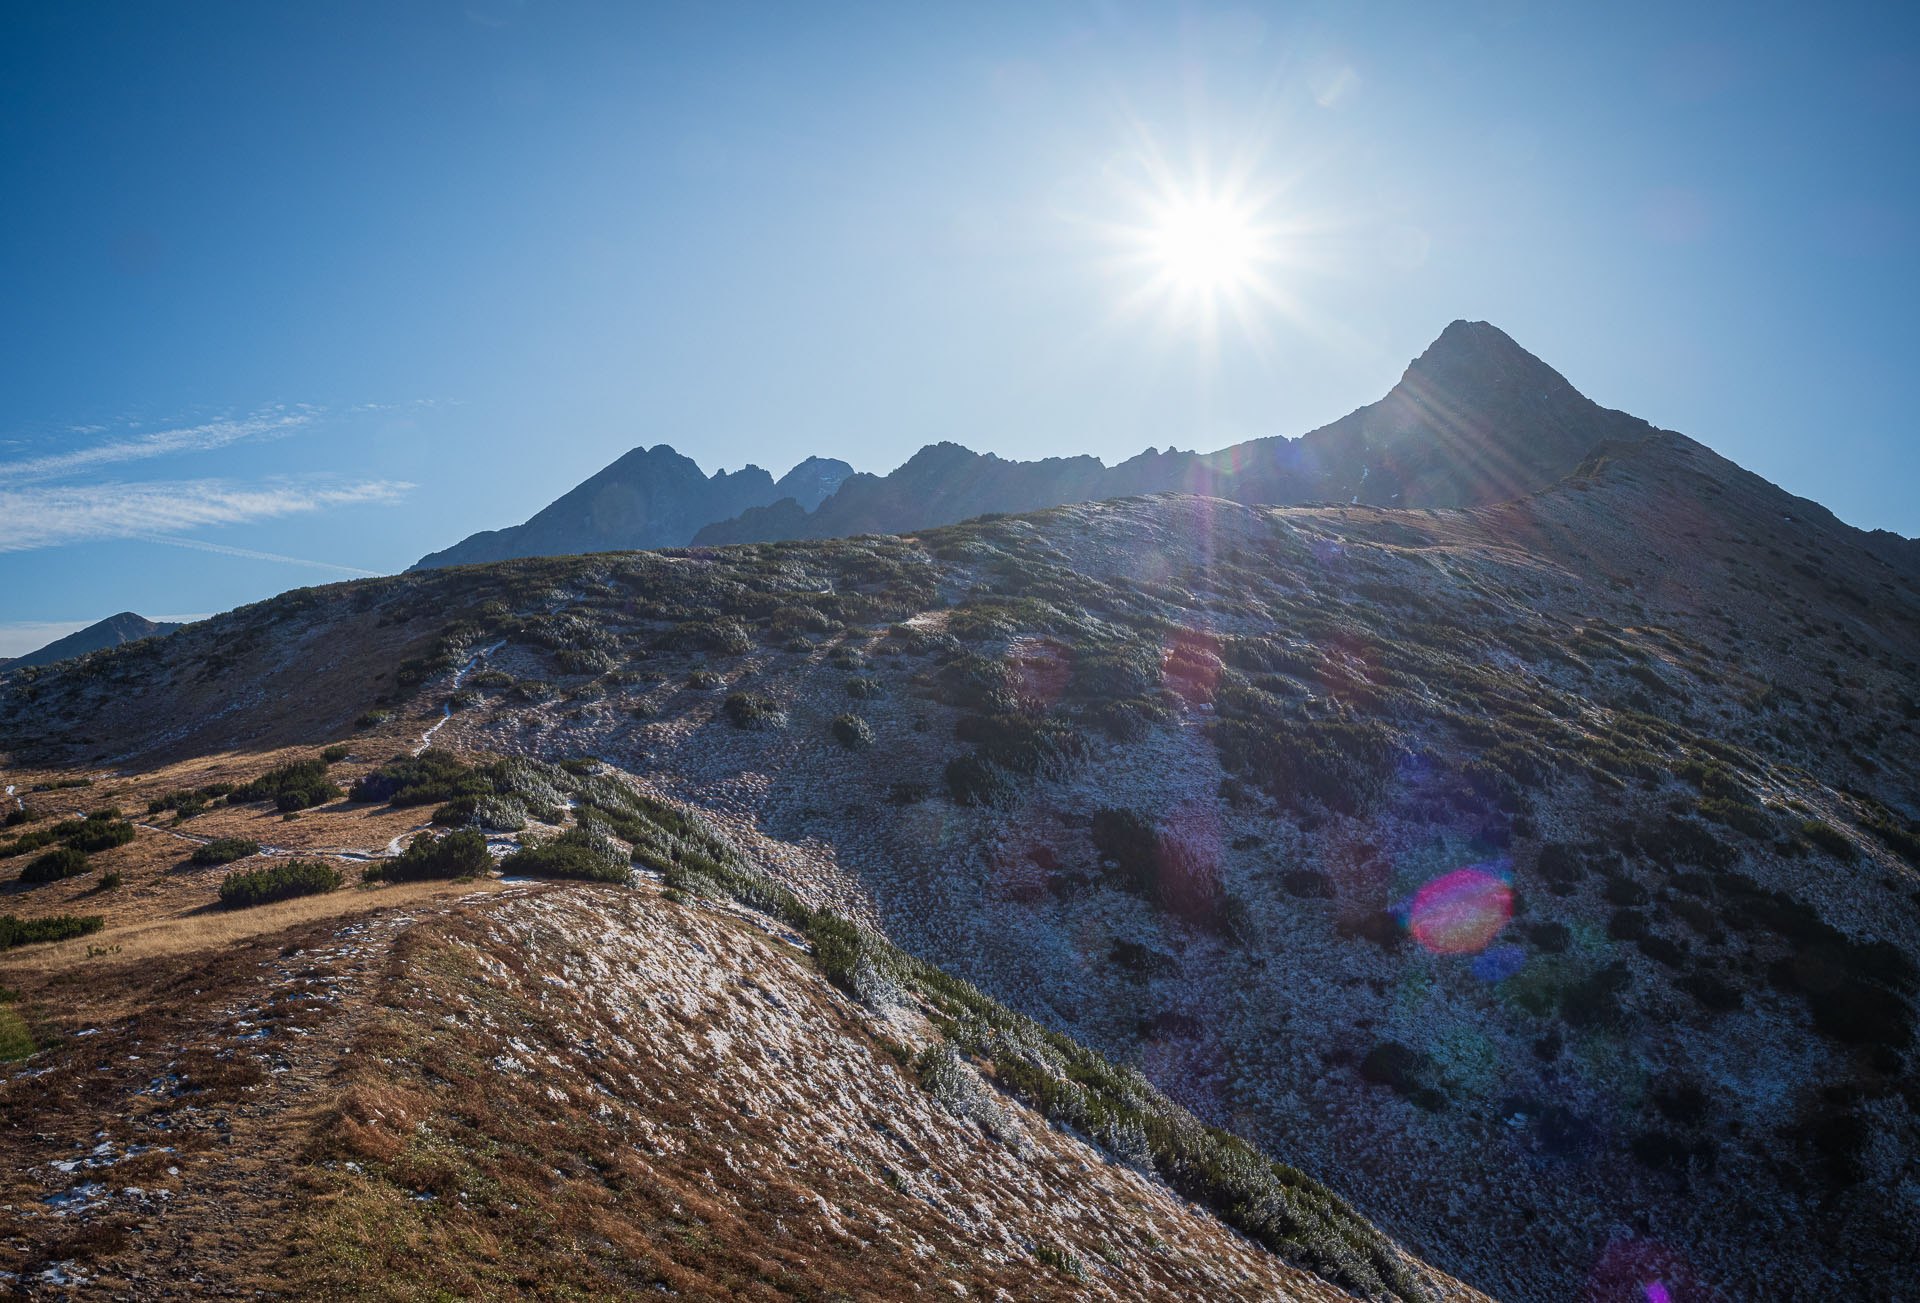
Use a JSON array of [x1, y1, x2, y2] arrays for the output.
[[2, 876, 1501, 1301]]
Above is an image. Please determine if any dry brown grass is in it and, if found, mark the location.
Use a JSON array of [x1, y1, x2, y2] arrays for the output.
[[0, 746, 516, 978]]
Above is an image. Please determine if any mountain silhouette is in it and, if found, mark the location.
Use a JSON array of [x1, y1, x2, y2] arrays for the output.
[[3, 611, 182, 670], [410, 322, 1653, 568], [695, 320, 1657, 544], [412, 448, 852, 570]]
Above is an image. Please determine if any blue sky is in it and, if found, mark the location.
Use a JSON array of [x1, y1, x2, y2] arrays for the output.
[[2, 2, 1916, 656]]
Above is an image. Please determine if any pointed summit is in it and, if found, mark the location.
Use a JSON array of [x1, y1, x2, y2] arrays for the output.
[[1280, 319, 1658, 509], [1399, 320, 1580, 408]]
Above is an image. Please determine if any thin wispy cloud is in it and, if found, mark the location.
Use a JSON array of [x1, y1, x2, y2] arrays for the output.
[[134, 534, 382, 576], [0, 620, 96, 659], [0, 411, 315, 484], [0, 479, 413, 553]]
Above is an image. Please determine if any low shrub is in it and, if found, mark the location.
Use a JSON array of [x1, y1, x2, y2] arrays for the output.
[[99, 871, 123, 891], [1092, 807, 1160, 897], [685, 669, 721, 690], [1698, 797, 1774, 839], [830, 713, 873, 750], [218, 859, 343, 908], [1652, 1080, 1711, 1125], [1637, 933, 1689, 967], [1092, 696, 1173, 741], [374, 830, 491, 883], [1528, 921, 1571, 953], [1359, 1040, 1426, 1093], [471, 796, 529, 832], [0, 830, 58, 859], [643, 791, 1427, 1302], [191, 838, 259, 866], [1679, 971, 1743, 1012], [350, 750, 485, 807], [553, 647, 617, 676], [0, 913, 104, 950], [845, 676, 885, 700], [657, 619, 752, 657], [1208, 715, 1400, 815], [1339, 909, 1410, 951], [56, 816, 136, 854], [1561, 961, 1632, 1027], [1088, 806, 1232, 928], [1607, 909, 1650, 941], [21, 847, 90, 883], [148, 786, 228, 819], [722, 692, 784, 729], [3, 807, 41, 828], [1281, 869, 1335, 899], [1602, 874, 1650, 907], [769, 604, 836, 637], [944, 754, 1016, 807], [1800, 820, 1856, 861], [321, 744, 352, 763], [942, 711, 1089, 805], [354, 709, 393, 729], [499, 830, 629, 883], [233, 758, 342, 812], [1634, 818, 1734, 871]]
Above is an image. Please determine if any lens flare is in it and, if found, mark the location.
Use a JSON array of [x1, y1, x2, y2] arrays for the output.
[[1408, 867, 1512, 954]]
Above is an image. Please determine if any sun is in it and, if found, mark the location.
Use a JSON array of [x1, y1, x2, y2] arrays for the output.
[[1096, 159, 1297, 347], [1147, 196, 1264, 294]]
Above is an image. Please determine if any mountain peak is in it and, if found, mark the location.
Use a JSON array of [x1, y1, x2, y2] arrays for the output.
[[1401, 320, 1565, 392]]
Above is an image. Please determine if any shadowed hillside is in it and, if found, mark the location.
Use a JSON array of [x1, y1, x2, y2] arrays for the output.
[[6, 412, 1918, 1300]]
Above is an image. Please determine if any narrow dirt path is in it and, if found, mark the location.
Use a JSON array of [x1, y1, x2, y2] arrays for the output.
[[411, 640, 505, 757], [0, 887, 537, 1297]]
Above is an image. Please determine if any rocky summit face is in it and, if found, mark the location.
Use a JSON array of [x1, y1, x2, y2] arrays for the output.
[[2, 333, 1918, 1302]]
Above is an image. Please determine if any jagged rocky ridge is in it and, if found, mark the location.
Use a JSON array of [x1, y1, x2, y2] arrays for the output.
[[693, 320, 1657, 546], [413, 449, 853, 570], [408, 321, 1655, 571], [7, 411, 1919, 1300]]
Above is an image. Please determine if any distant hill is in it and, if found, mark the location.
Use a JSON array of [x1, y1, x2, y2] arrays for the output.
[[411, 449, 852, 570], [695, 319, 1658, 544], [6, 611, 182, 669]]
